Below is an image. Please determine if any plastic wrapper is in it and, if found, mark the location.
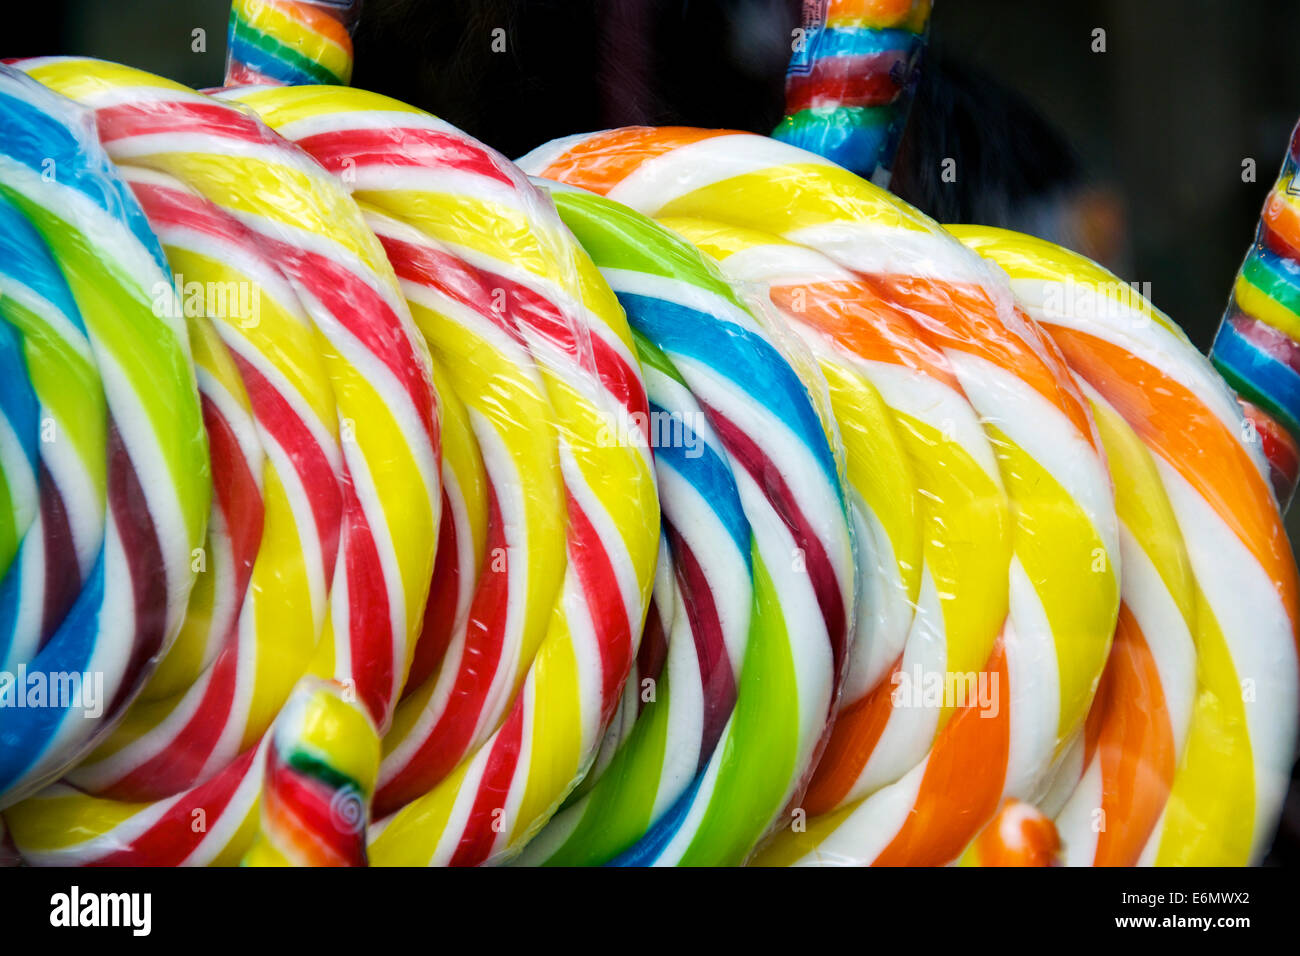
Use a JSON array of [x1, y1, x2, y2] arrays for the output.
[[0, 66, 210, 810]]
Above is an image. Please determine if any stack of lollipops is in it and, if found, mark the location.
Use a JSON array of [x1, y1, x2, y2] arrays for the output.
[[0, 0, 1294, 867]]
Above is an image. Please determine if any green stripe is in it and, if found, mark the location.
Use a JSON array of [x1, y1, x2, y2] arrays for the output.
[[541, 652, 673, 865], [677, 551, 799, 865], [1241, 253, 1300, 321], [2, 188, 210, 550], [230, 11, 345, 86], [551, 190, 746, 311], [1214, 358, 1300, 438], [1, 296, 107, 503]]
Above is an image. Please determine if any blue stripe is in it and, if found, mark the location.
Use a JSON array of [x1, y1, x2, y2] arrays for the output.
[[0, 550, 105, 794], [1212, 313, 1300, 437], [0, 195, 86, 333], [812, 26, 918, 60], [646, 399, 750, 568], [618, 292, 842, 495], [228, 36, 330, 86], [0, 67, 170, 275], [606, 759, 708, 866]]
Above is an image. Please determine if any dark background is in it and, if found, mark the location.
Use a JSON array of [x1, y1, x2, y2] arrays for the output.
[[7, 0, 1300, 864]]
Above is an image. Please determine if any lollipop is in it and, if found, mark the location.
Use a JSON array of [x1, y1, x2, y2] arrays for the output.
[[3, 58, 439, 864], [519, 128, 1120, 865], [514, 184, 855, 866], [1209, 117, 1300, 505], [774, 0, 931, 184], [953, 225, 1300, 865], [217, 85, 659, 865], [242, 679, 379, 867], [225, 0, 360, 88], [0, 66, 209, 808]]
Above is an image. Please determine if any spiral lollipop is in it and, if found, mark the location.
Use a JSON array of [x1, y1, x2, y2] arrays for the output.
[[953, 226, 1300, 865], [242, 679, 379, 867], [0, 67, 209, 808], [3, 58, 440, 865], [775, 0, 931, 184], [217, 85, 659, 866], [513, 184, 855, 866], [519, 128, 1121, 865], [225, 0, 361, 88]]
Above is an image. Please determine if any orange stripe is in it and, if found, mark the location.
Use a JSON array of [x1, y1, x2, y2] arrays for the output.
[[1052, 327, 1300, 635], [867, 275, 1097, 445], [1264, 189, 1300, 255], [538, 128, 732, 196], [769, 279, 961, 391], [1090, 604, 1176, 866], [803, 655, 902, 815], [873, 636, 1010, 866], [264, 0, 352, 46]]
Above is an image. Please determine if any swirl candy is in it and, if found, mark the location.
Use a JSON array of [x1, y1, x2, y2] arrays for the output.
[[218, 85, 659, 865], [775, 0, 931, 185], [515, 184, 855, 866], [242, 679, 379, 867], [0, 67, 209, 808], [519, 128, 1121, 865], [3, 58, 440, 865], [225, 0, 360, 88], [953, 226, 1300, 865], [1209, 117, 1300, 505]]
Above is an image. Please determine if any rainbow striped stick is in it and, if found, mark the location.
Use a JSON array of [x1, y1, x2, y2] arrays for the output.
[[225, 0, 362, 88], [1209, 118, 1300, 506], [774, 0, 931, 186]]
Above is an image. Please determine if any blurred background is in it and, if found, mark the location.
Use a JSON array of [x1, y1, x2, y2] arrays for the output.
[[8, 0, 1300, 863]]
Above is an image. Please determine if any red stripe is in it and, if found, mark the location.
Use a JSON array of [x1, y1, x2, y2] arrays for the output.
[[36, 465, 79, 649], [294, 127, 515, 189], [403, 488, 460, 697], [785, 51, 909, 112], [377, 232, 526, 348], [373, 485, 509, 818], [477, 268, 650, 421], [664, 522, 736, 765], [337, 469, 394, 726], [228, 354, 343, 583], [256, 234, 437, 443], [96, 100, 274, 150], [105, 421, 170, 717], [264, 750, 366, 867], [566, 493, 634, 719], [89, 748, 258, 866], [635, 597, 669, 716], [700, 401, 848, 683], [448, 698, 525, 867]]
